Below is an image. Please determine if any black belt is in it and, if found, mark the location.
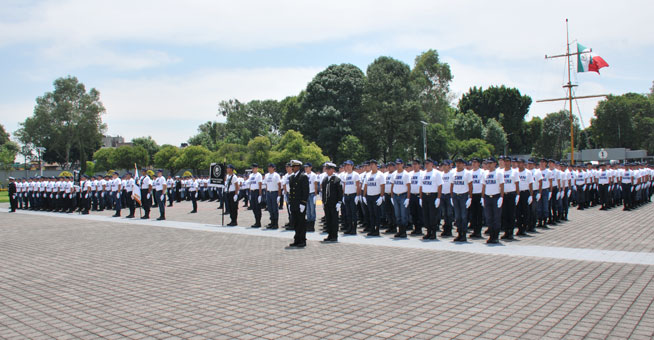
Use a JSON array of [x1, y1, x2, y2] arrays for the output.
[[485, 193, 501, 198]]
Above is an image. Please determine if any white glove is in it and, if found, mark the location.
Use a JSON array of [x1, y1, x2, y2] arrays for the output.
[[573, 185, 577, 191], [354, 196, 360, 205], [233, 194, 238, 202], [450, 198, 453, 206], [101, 192, 104, 197], [147, 193, 151, 199], [536, 193, 541, 201], [12, 194, 16, 199], [257, 195, 261, 203], [117, 193, 120, 198], [582, 185, 586, 191], [84, 194, 88, 199], [342, 197, 345, 204], [515, 195, 519, 205], [196, 192, 199, 199], [465, 198, 471, 208], [548, 192, 552, 200], [299, 204, 305, 213], [160, 195, 165, 201], [56, 194, 59, 199], [566, 190, 570, 197], [403, 198, 409, 208], [313, 195, 317, 205], [637, 184, 641, 191], [419, 198, 423, 207], [631, 186, 635, 192], [376, 197, 383, 206], [362, 196, 367, 205], [36, 193, 40, 198], [528, 196, 533, 205], [498, 197, 503, 208], [50, 194, 53, 198], [435, 198, 441, 208], [390, 198, 395, 206], [481, 198, 485, 207], [336, 202, 342, 211], [276, 196, 280, 205]]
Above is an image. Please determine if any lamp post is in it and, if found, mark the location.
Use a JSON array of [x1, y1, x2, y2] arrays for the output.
[[35, 147, 46, 176], [420, 121, 428, 161]]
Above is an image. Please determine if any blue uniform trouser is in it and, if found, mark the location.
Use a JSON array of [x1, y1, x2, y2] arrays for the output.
[[550, 186, 560, 218], [537, 188, 550, 221], [154, 190, 165, 217], [113, 191, 121, 213], [344, 194, 357, 232], [392, 193, 408, 227], [409, 194, 422, 231], [366, 194, 381, 232], [452, 193, 469, 236], [484, 194, 502, 241], [266, 191, 279, 225], [441, 193, 454, 231], [306, 193, 316, 222], [249, 190, 261, 225]]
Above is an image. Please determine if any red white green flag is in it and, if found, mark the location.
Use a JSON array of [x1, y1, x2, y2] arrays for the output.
[[577, 43, 609, 74]]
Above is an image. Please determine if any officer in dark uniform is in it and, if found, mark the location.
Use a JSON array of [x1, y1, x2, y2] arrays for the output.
[[288, 159, 309, 248], [321, 162, 343, 242], [8, 177, 17, 212], [224, 165, 240, 226]]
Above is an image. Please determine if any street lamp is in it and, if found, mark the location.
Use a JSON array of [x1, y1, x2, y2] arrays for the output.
[[420, 121, 428, 161], [35, 147, 46, 176]]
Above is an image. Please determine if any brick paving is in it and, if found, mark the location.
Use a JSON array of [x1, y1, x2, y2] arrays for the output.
[[1, 201, 653, 339]]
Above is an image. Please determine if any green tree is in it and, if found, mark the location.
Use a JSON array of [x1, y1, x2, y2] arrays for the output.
[[188, 121, 228, 151], [110, 146, 148, 170], [452, 138, 494, 159], [131, 136, 159, 166], [363, 56, 421, 161], [175, 145, 212, 174], [0, 141, 19, 172], [458, 86, 532, 153], [279, 93, 305, 134], [154, 145, 181, 175], [247, 136, 272, 167], [483, 118, 508, 155], [216, 143, 249, 171], [525, 117, 543, 154], [92, 148, 115, 172], [337, 135, 366, 164], [14, 76, 106, 172], [84, 161, 95, 176], [590, 93, 648, 150], [218, 99, 282, 145], [300, 64, 366, 159], [533, 110, 581, 160], [410, 49, 453, 125], [453, 110, 484, 140], [270, 130, 328, 169], [0, 124, 9, 146], [426, 123, 455, 161]]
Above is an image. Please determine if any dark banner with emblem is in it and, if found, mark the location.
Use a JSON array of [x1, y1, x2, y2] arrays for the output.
[[209, 163, 226, 186]]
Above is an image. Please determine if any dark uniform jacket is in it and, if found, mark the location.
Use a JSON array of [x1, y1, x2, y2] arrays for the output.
[[321, 175, 343, 207], [8, 182, 16, 197], [288, 171, 309, 212]]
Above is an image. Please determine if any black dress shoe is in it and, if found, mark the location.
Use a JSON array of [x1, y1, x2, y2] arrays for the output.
[[125, 215, 134, 218], [454, 236, 467, 242], [140, 216, 149, 219], [394, 232, 407, 238], [516, 231, 527, 236], [344, 231, 357, 235], [190, 210, 197, 213], [156, 217, 165, 221], [288, 242, 306, 248], [486, 238, 499, 244], [227, 222, 237, 226], [469, 233, 483, 239], [440, 231, 453, 237], [367, 231, 380, 237], [322, 238, 338, 243], [410, 230, 424, 236], [112, 214, 120, 217]]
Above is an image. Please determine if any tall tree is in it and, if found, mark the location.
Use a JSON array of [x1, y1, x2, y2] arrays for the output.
[[483, 118, 508, 155], [0, 124, 9, 146], [188, 121, 228, 151], [363, 57, 421, 161], [0, 141, 18, 172], [131, 136, 160, 166], [337, 135, 366, 165], [218, 99, 282, 145], [533, 110, 581, 160], [590, 93, 647, 150], [300, 63, 366, 159], [410, 49, 453, 125], [247, 136, 272, 167], [110, 146, 148, 170], [174, 145, 212, 174], [92, 148, 115, 172], [153, 145, 181, 175], [452, 110, 484, 140], [15, 76, 106, 172], [279, 93, 306, 134], [458, 86, 532, 153]]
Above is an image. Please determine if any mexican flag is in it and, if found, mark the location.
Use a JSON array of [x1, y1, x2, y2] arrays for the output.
[[577, 43, 609, 74]]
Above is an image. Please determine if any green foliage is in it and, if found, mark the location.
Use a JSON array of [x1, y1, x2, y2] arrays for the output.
[[92, 148, 115, 172], [301, 64, 366, 159], [131, 136, 159, 166], [591, 93, 654, 154], [175, 145, 212, 173], [0, 124, 9, 146], [59, 171, 73, 177], [452, 138, 494, 160], [187, 121, 227, 151], [0, 141, 19, 171], [280, 93, 305, 133], [247, 136, 272, 167], [363, 56, 421, 161], [154, 145, 181, 175], [14, 76, 106, 172], [337, 135, 366, 164], [216, 143, 248, 171], [270, 130, 328, 169], [410, 49, 452, 125], [525, 117, 543, 154], [458, 86, 532, 153], [426, 123, 455, 161], [219, 99, 282, 145], [453, 110, 484, 140], [483, 118, 507, 155], [84, 161, 95, 176], [110, 146, 148, 170], [533, 110, 581, 160]]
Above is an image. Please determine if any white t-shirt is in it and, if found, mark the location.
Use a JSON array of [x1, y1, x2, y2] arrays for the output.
[[110, 178, 121, 192], [598, 170, 610, 185], [471, 169, 484, 194], [391, 170, 410, 195], [265, 172, 281, 192], [409, 170, 423, 195], [483, 169, 503, 196], [441, 169, 454, 195], [306, 171, 317, 194], [518, 169, 533, 192], [364, 171, 385, 196], [503, 168, 519, 193], [540, 169, 551, 189], [420, 169, 442, 194], [153, 176, 166, 191], [343, 172, 360, 195], [384, 172, 393, 194], [451, 170, 472, 194], [247, 172, 262, 191]]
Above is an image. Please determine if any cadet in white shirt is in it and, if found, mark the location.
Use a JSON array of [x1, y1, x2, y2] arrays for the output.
[[247, 164, 263, 228], [516, 159, 534, 236], [166, 175, 175, 207], [481, 157, 504, 243], [418, 158, 442, 240], [153, 169, 167, 220], [110, 171, 122, 217], [264, 163, 282, 229], [501, 157, 519, 240], [341, 160, 361, 235], [304, 162, 318, 232], [469, 158, 485, 238], [189, 176, 199, 213], [363, 159, 385, 237], [439, 160, 455, 237], [390, 159, 411, 238], [224, 165, 240, 226], [450, 158, 473, 242], [408, 159, 424, 236], [383, 162, 397, 234]]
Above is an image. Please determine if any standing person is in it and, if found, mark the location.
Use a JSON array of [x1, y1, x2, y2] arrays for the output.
[[548, 160, 561, 224], [342, 160, 361, 235], [8, 177, 17, 212], [469, 158, 484, 238], [598, 163, 611, 210], [527, 159, 541, 232], [247, 164, 263, 228], [189, 176, 199, 213], [383, 162, 397, 234], [575, 165, 587, 210], [166, 175, 175, 207], [80, 175, 92, 215], [322, 162, 343, 242], [450, 158, 473, 242], [537, 159, 552, 228], [288, 160, 309, 248], [516, 159, 534, 236], [264, 164, 282, 229], [304, 163, 318, 232], [124, 172, 136, 218], [153, 169, 167, 220], [419, 159, 442, 240], [390, 159, 411, 238], [440, 160, 455, 237], [224, 165, 240, 226], [482, 158, 504, 244], [282, 163, 293, 229], [408, 159, 424, 236], [501, 157, 519, 239], [363, 159, 385, 237], [111, 172, 123, 217], [139, 169, 153, 219]]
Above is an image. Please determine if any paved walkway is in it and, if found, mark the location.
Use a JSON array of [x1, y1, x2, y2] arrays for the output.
[[1, 201, 653, 339]]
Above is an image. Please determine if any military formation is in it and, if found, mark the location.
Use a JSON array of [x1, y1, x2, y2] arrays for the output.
[[7, 159, 653, 248]]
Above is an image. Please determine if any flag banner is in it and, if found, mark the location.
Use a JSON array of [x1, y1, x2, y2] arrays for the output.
[[577, 43, 609, 74], [132, 163, 141, 205]]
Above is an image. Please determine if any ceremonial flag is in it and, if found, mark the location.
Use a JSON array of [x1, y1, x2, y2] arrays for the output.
[[132, 163, 141, 205], [577, 43, 609, 74]]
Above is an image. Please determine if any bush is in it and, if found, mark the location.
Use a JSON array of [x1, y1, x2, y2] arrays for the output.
[[59, 171, 73, 177]]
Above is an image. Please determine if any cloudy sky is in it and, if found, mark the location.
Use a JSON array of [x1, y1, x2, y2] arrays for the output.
[[1, 0, 653, 147]]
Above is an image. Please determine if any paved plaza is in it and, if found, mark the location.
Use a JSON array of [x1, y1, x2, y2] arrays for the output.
[[1, 200, 654, 339]]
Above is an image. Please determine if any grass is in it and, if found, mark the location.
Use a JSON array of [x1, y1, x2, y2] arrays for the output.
[[0, 190, 8, 203]]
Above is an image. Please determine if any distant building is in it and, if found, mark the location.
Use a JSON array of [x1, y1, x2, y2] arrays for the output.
[[565, 148, 652, 163], [102, 135, 125, 148]]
